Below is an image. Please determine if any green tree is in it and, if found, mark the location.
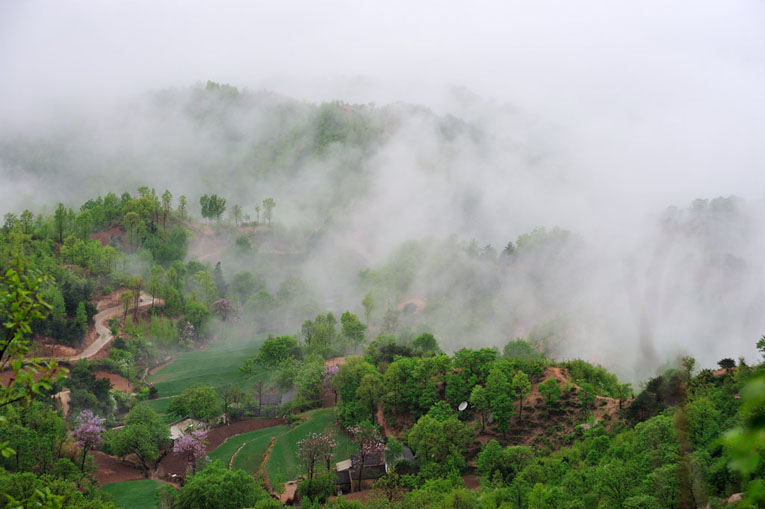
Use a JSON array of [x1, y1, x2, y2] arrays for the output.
[[0, 260, 61, 457], [123, 211, 140, 247], [200, 194, 226, 224], [503, 339, 541, 360], [184, 298, 211, 338], [161, 189, 172, 230], [486, 367, 514, 437], [19, 210, 34, 235], [717, 358, 736, 374], [244, 335, 302, 371], [356, 373, 383, 424], [108, 406, 169, 471], [128, 276, 144, 319], [578, 382, 596, 411], [262, 197, 276, 225], [680, 356, 696, 379], [593, 460, 634, 507], [169, 385, 221, 421], [511, 371, 532, 421], [176, 461, 268, 509], [296, 355, 326, 406], [147, 265, 164, 309], [412, 333, 441, 356], [470, 384, 490, 432], [75, 301, 88, 338], [120, 290, 133, 320], [75, 210, 93, 240], [407, 414, 472, 478], [230, 271, 262, 304], [191, 270, 218, 306], [54, 203, 67, 242], [178, 194, 187, 221], [341, 311, 367, 353], [230, 204, 242, 226], [538, 378, 562, 408], [616, 383, 633, 409], [219, 384, 245, 424]]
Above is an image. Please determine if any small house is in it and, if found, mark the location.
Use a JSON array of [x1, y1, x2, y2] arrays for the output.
[[169, 418, 207, 442], [335, 453, 386, 492]]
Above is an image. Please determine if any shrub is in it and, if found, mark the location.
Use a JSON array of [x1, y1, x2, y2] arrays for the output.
[[296, 473, 336, 504]]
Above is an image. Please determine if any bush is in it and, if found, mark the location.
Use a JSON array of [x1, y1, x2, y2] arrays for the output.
[[296, 473, 336, 504]]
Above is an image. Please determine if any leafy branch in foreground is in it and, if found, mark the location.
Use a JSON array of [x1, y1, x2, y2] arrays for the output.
[[0, 259, 65, 456]]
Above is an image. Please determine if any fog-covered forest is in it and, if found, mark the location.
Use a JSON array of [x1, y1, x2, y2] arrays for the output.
[[1, 2, 764, 508]]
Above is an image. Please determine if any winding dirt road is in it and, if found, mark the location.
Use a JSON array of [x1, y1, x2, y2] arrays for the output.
[[57, 291, 155, 362]]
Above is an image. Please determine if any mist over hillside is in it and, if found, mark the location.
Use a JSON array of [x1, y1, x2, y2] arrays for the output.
[[3, 0, 765, 382], [1, 82, 763, 382], [4, 3, 765, 506]]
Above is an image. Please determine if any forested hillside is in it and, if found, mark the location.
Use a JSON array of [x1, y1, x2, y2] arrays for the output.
[[1, 172, 764, 507]]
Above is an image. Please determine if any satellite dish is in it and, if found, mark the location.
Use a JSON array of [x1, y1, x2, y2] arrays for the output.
[[458, 401, 468, 412]]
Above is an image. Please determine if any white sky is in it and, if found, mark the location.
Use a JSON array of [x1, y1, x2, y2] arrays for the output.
[[1, 0, 764, 205]]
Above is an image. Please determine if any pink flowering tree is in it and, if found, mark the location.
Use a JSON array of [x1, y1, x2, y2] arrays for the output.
[[173, 430, 207, 473], [296, 431, 337, 479], [178, 321, 195, 347], [323, 365, 339, 404], [211, 299, 235, 321], [348, 424, 385, 491], [70, 409, 105, 471]]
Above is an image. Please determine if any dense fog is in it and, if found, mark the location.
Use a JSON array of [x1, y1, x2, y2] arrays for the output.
[[2, 0, 764, 382]]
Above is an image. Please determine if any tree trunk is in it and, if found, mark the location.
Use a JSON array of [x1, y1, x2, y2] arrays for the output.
[[357, 455, 364, 492], [80, 447, 88, 471]]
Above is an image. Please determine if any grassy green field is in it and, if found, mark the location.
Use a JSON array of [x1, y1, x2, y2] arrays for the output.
[[207, 425, 289, 467], [102, 479, 166, 509], [232, 432, 276, 474], [265, 408, 358, 483], [141, 337, 265, 418], [138, 397, 173, 420]]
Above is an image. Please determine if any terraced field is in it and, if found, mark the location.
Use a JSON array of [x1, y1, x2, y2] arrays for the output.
[[102, 479, 166, 509], [265, 408, 358, 483], [207, 425, 289, 468], [141, 337, 265, 419]]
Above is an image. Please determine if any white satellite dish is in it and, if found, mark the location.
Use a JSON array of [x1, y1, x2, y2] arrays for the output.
[[458, 401, 468, 412]]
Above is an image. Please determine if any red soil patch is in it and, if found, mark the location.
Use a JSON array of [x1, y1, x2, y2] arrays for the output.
[[94, 371, 133, 392], [281, 480, 299, 504], [92, 450, 144, 485], [90, 225, 125, 247], [324, 357, 347, 369], [395, 298, 426, 312], [204, 418, 285, 451], [462, 473, 480, 490]]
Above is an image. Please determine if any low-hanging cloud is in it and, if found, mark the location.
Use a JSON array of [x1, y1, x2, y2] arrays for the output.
[[1, 0, 765, 381]]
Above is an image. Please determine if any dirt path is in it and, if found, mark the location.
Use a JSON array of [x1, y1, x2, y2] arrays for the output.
[[376, 403, 396, 439], [64, 292, 155, 361], [257, 436, 277, 491], [57, 390, 70, 416], [229, 441, 249, 470]]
